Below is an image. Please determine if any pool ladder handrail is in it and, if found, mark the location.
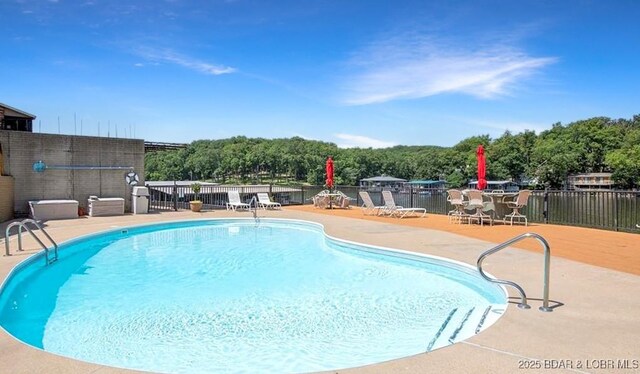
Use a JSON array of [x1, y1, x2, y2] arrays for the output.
[[248, 196, 258, 220], [477, 232, 552, 312], [4, 219, 59, 265]]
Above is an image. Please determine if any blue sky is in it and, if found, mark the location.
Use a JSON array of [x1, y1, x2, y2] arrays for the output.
[[1, 0, 639, 147]]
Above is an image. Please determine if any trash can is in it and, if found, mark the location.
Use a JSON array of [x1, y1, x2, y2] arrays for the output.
[[132, 186, 149, 214]]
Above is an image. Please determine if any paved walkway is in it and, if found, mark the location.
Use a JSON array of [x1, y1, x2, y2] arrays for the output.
[[1, 209, 639, 373], [288, 205, 640, 275]]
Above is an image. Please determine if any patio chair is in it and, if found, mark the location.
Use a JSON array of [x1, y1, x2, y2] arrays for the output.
[[446, 189, 468, 224], [226, 190, 251, 211], [381, 190, 426, 219], [313, 194, 330, 209], [257, 193, 281, 210], [336, 191, 353, 209], [504, 190, 532, 226], [358, 191, 385, 215], [465, 190, 493, 226]]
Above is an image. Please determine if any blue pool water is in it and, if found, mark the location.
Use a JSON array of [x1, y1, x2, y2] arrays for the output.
[[0, 219, 506, 373]]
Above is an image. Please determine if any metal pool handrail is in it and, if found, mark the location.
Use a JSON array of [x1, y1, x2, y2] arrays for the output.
[[248, 196, 258, 220], [477, 232, 552, 312], [4, 219, 59, 265]]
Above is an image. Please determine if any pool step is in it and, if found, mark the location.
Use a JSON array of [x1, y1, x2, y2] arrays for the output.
[[448, 307, 475, 343], [427, 306, 496, 352], [426, 308, 458, 351]]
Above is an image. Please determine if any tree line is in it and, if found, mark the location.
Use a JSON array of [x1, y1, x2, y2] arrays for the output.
[[145, 115, 640, 189]]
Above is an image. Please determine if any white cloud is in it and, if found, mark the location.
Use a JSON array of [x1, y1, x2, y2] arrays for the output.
[[134, 63, 144, 67], [134, 47, 236, 76], [333, 133, 397, 149], [341, 34, 557, 105]]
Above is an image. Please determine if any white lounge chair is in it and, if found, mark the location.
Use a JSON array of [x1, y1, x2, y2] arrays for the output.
[[358, 191, 385, 215], [381, 191, 426, 219], [226, 190, 251, 211], [257, 193, 281, 210]]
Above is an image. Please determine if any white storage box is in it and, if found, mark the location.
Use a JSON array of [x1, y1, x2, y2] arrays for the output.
[[29, 200, 79, 221], [88, 197, 125, 217]]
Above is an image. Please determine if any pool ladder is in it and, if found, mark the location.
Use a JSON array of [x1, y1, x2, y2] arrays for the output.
[[248, 196, 259, 222], [477, 232, 552, 312], [4, 219, 59, 265]]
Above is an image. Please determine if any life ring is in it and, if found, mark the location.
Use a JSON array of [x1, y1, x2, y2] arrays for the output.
[[125, 171, 139, 186]]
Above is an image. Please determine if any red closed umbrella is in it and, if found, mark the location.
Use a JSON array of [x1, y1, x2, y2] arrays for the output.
[[476, 145, 487, 190], [326, 157, 334, 189]]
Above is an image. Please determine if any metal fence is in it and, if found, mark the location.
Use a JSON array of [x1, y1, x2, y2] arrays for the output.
[[146, 183, 640, 233]]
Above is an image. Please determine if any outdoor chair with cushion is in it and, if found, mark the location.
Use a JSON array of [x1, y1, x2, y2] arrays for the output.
[[381, 190, 426, 219], [504, 190, 532, 226], [465, 190, 493, 226], [226, 190, 251, 211], [358, 191, 385, 215], [257, 192, 281, 210]]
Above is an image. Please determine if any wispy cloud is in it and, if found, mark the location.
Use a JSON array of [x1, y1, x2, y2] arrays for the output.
[[341, 34, 557, 105], [134, 47, 236, 75], [333, 133, 397, 148]]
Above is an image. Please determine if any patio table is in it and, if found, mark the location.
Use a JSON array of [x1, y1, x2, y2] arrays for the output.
[[323, 193, 344, 209], [482, 191, 518, 220]]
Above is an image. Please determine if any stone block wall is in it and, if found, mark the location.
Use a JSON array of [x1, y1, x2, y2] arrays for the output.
[[0, 176, 14, 222], [0, 131, 145, 215]]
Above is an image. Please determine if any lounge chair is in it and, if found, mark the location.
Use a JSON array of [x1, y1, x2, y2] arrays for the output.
[[358, 191, 385, 215], [257, 192, 281, 210], [226, 190, 251, 211], [465, 190, 493, 226], [504, 190, 532, 226], [381, 191, 426, 218]]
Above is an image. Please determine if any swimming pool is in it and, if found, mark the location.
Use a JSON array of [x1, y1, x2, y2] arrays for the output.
[[0, 219, 507, 373]]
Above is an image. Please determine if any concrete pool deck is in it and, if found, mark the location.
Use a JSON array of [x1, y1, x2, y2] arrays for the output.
[[1, 209, 639, 373]]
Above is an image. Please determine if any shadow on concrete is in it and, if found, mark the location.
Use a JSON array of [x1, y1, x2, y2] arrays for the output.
[[508, 296, 564, 310]]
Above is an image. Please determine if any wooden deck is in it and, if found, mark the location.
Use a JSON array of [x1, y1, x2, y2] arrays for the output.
[[288, 205, 640, 275]]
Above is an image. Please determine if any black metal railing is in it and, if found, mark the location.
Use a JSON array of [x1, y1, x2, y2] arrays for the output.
[[146, 183, 640, 233], [146, 184, 303, 211]]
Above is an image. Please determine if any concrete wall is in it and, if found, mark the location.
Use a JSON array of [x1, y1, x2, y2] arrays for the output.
[[0, 176, 14, 222], [0, 131, 144, 215]]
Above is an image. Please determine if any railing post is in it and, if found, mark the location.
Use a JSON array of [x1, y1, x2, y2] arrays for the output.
[[410, 185, 414, 207], [301, 185, 305, 205], [172, 181, 178, 211], [613, 191, 619, 231], [543, 189, 549, 224]]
